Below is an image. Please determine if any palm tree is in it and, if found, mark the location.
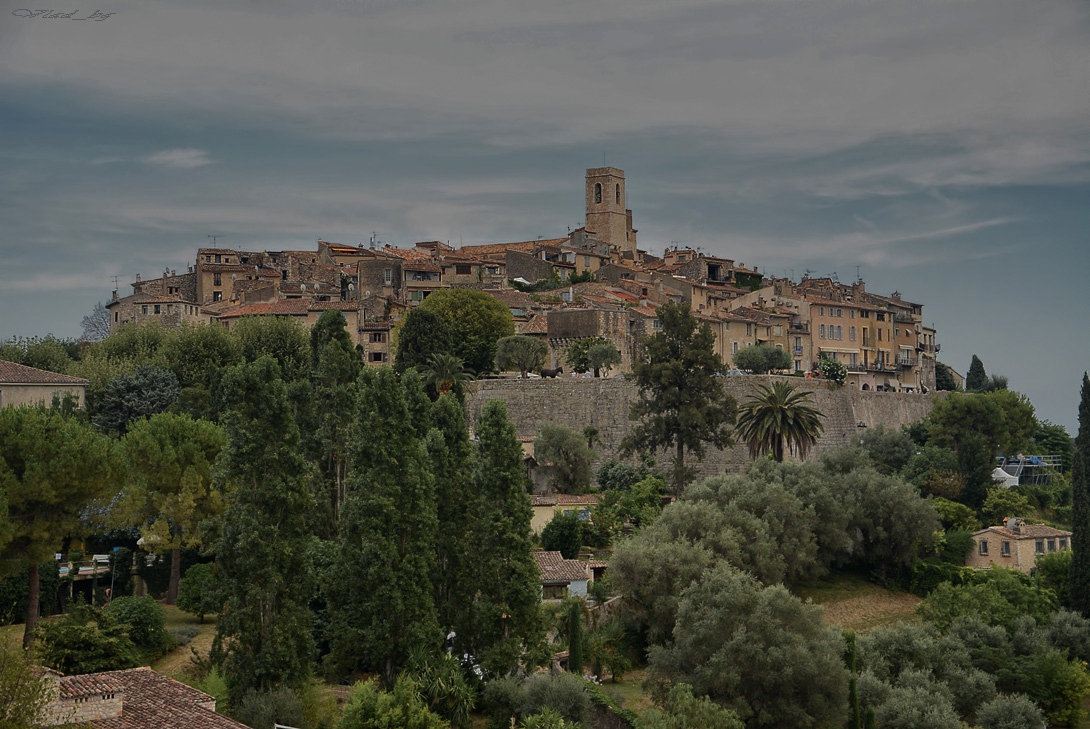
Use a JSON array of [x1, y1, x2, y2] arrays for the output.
[[735, 381, 824, 462], [423, 352, 473, 396]]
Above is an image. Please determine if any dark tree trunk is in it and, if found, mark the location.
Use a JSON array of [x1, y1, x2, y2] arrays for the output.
[[167, 542, 182, 605], [24, 562, 40, 647]]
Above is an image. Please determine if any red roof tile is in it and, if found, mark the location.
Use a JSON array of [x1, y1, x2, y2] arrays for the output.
[[534, 551, 590, 583], [56, 667, 248, 729], [0, 360, 89, 385], [216, 299, 310, 319]]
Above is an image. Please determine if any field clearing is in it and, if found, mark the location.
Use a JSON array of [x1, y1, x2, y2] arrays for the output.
[[151, 604, 217, 678], [797, 573, 922, 632]]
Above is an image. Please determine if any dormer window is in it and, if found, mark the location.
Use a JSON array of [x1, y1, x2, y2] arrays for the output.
[[594, 183, 602, 204]]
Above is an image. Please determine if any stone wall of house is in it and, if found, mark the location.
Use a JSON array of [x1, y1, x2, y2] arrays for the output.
[[466, 376, 940, 478]]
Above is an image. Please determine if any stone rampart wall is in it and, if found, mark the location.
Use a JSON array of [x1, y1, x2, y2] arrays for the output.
[[466, 376, 939, 479]]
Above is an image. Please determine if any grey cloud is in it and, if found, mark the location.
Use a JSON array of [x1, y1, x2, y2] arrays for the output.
[[143, 148, 214, 168]]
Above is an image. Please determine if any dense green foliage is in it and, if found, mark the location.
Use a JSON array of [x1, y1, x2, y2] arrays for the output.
[[622, 302, 737, 492], [731, 344, 791, 374], [612, 453, 938, 642], [418, 288, 515, 375], [1072, 373, 1090, 616], [470, 401, 546, 676], [565, 337, 609, 375], [0, 636, 55, 729], [92, 364, 181, 435], [327, 367, 440, 686], [967, 354, 988, 391], [395, 308, 455, 374], [735, 381, 824, 462], [177, 562, 222, 623], [0, 407, 117, 644], [35, 601, 140, 674], [103, 595, 175, 660], [340, 677, 447, 729], [648, 563, 848, 728], [495, 335, 549, 378], [639, 683, 743, 729], [541, 513, 583, 559], [114, 412, 224, 603], [535, 422, 595, 494], [211, 357, 316, 702], [934, 361, 959, 391]]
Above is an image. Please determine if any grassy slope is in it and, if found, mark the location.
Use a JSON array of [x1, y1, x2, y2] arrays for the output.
[[796, 573, 922, 632]]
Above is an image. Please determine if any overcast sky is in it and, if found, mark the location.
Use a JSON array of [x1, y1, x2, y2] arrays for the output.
[[1, 0, 1088, 431]]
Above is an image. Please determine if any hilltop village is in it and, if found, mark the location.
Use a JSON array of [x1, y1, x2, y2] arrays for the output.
[[107, 167, 939, 392]]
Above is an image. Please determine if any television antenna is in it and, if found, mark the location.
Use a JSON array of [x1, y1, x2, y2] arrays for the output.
[[207, 235, 219, 246], [803, 268, 816, 279]]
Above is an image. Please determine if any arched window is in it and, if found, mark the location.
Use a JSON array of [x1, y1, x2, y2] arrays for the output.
[[616, 184, 621, 204], [594, 183, 602, 204]]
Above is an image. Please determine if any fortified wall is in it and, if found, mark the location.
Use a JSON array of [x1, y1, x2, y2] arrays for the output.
[[466, 376, 939, 478]]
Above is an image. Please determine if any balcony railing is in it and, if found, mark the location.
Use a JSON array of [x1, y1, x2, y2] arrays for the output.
[[847, 364, 867, 372], [898, 357, 917, 367]]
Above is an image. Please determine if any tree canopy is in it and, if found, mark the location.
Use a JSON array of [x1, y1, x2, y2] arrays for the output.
[[734, 381, 824, 462], [495, 335, 549, 378], [0, 408, 116, 644], [395, 308, 454, 374], [1071, 373, 1090, 617], [622, 302, 737, 493], [731, 344, 791, 374], [418, 288, 514, 375], [535, 422, 595, 494]]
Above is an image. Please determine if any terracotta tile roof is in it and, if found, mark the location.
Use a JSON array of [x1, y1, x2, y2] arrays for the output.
[[307, 301, 358, 311], [519, 314, 549, 335], [486, 289, 534, 308], [458, 239, 559, 256], [977, 524, 1072, 539], [403, 262, 442, 273], [54, 667, 247, 729], [0, 360, 89, 385], [630, 305, 659, 318], [217, 299, 310, 319], [534, 551, 591, 583]]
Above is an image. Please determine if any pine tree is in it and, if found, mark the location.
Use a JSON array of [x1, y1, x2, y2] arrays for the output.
[[621, 301, 736, 493], [966, 354, 987, 392], [115, 413, 225, 604], [327, 367, 440, 686], [0, 408, 115, 645], [1070, 373, 1090, 616], [427, 394, 477, 655], [471, 400, 545, 676], [211, 357, 316, 701]]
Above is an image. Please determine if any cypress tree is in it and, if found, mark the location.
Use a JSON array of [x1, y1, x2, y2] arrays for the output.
[[966, 354, 987, 392], [427, 393, 477, 655], [471, 400, 545, 676], [327, 367, 440, 686], [211, 357, 316, 702], [1070, 373, 1090, 616], [568, 599, 583, 677]]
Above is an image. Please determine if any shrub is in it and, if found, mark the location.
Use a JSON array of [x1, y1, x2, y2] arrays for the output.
[[233, 686, 306, 729], [482, 676, 525, 729], [177, 562, 222, 623], [521, 673, 591, 726], [169, 625, 200, 646], [34, 601, 140, 675], [976, 693, 1046, 729], [541, 513, 583, 559], [104, 595, 175, 660], [340, 677, 445, 729]]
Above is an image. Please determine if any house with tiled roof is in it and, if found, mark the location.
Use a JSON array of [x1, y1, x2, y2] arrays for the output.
[[41, 666, 247, 728], [966, 517, 1072, 573], [530, 493, 602, 534], [533, 550, 592, 600], [0, 359, 89, 408]]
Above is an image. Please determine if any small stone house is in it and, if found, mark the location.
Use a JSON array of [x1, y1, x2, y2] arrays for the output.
[[41, 666, 248, 728], [0, 360, 88, 408], [966, 517, 1072, 574], [530, 494, 601, 534], [534, 550, 591, 600]]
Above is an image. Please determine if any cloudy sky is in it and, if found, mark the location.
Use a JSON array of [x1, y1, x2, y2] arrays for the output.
[[2, 0, 1088, 431]]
